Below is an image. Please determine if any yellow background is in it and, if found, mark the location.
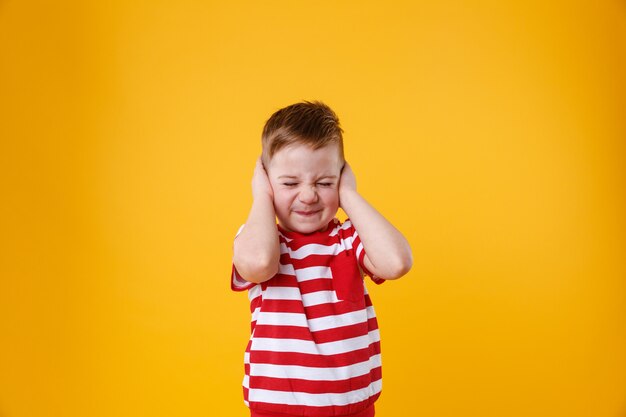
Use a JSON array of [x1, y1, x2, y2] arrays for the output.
[[1, 1, 625, 416]]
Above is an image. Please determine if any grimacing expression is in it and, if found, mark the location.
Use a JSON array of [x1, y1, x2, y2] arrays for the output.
[[267, 143, 343, 234]]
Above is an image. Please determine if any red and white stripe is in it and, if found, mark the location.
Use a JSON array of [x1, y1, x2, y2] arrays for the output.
[[232, 219, 385, 417]]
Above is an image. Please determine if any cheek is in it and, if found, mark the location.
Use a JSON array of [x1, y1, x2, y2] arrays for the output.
[[321, 189, 340, 207], [272, 190, 295, 211]]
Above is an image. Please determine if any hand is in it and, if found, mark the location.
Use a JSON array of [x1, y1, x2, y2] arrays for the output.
[[252, 157, 274, 200], [338, 161, 357, 208]]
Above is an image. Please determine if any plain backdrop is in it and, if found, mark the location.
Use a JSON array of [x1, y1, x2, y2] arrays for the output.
[[1, 1, 625, 416]]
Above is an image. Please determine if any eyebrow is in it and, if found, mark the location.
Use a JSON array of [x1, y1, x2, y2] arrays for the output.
[[277, 175, 338, 180]]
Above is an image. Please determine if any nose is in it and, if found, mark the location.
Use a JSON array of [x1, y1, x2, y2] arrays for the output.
[[298, 186, 319, 204]]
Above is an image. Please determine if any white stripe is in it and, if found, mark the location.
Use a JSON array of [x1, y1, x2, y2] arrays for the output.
[[355, 242, 364, 262], [233, 269, 252, 289], [328, 220, 354, 237], [251, 306, 261, 323], [345, 222, 361, 257], [295, 266, 333, 281], [278, 263, 295, 275], [334, 223, 356, 251], [262, 287, 341, 306], [278, 264, 345, 283], [263, 287, 302, 300], [342, 236, 354, 251], [259, 286, 372, 312], [248, 285, 262, 301], [250, 354, 381, 381], [250, 330, 380, 355], [248, 379, 382, 406], [284, 242, 340, 259], [302, 290, 340, 306], [257, 312, 307, 327], [255, 308, 371, 332], [308, 309, 369, 331], [278, 231, 293, 242]]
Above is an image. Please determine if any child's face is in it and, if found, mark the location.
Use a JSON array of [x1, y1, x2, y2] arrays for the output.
[[267, 143, 343, 234]]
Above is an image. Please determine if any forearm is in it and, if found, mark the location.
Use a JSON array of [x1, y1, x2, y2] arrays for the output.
[[341, 190, 412, 279], [233, 194, 280, 283]]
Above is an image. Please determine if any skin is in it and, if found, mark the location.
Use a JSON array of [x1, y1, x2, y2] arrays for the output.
[[233, 143, 413, 284], [268, 143, 343, 234]]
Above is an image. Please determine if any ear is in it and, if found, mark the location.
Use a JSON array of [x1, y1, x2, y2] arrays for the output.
[[261, 153, 271, 170]]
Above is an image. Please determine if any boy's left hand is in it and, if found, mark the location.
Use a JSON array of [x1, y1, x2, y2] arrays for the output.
[[337, 160, 413, 279], [338, 161, 357, 208]]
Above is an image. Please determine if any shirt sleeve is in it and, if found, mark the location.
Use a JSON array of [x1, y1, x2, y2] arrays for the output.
[[231, 224, 257, 292], [344, 219, 386, 285]]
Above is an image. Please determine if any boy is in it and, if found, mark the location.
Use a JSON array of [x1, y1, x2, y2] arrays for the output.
[[231, 101, 412, 417]]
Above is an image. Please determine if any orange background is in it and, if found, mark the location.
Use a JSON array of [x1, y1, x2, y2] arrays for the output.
[[1, 1, 625, 416]]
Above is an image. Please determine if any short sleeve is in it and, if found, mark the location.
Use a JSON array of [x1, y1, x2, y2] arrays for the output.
[[344, 219, 386, 285], [231, 224, 257, 292]]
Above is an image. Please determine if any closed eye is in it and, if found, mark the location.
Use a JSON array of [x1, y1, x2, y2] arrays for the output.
[[283, 182, 333, 187]]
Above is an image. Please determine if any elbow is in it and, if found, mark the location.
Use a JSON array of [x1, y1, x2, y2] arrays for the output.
[[382, 251, 413, 280], [233, 252, 279, 284]]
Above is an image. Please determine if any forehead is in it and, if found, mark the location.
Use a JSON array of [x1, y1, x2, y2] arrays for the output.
[[268, 143, 342, 176]]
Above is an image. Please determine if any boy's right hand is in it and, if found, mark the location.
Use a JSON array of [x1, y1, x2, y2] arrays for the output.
[[252, 157, 274, 200], [235, 157, 280, 285]]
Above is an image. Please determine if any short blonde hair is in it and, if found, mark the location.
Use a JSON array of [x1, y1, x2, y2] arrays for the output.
[[261, 101, 344, 167]]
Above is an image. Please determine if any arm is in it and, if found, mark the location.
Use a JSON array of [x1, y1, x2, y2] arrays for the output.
[[339, 162, 413, 280], [232, 158, 280, 284]]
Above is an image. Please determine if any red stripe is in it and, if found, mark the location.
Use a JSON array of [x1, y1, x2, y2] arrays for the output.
[[287, 254, 336, 269], [305, 300, 362, 318], [249, 393, 380, 417], [252, 324, 313, 341], [261, 276, 337, 294], [251, 293, 262, 306], [251, 296, 262, 314], [304, 298, 371, 317], [278, 226, 347, 250], [312, 319, 379, 343], [249, 341, 381, 367], [268, 274, 299, 287], [281, 250, 355, 270], [260, 299, 306, 313], [253, 298, 377, 320], [252, 319, 378, 343], [231, 264, 256, 292], [249, 367, 382, 394], [298, 277, 334, 293]]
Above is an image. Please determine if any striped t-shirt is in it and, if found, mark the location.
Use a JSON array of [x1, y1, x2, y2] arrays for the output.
[[231, 218, 385, 417]]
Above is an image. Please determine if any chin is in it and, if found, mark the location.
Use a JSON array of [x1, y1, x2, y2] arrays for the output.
[[288, 218, 329, 234], [292, 223, 320, 234]]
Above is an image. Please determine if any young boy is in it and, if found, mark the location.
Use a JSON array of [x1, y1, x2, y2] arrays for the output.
[[231, 101, 412, 417]]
